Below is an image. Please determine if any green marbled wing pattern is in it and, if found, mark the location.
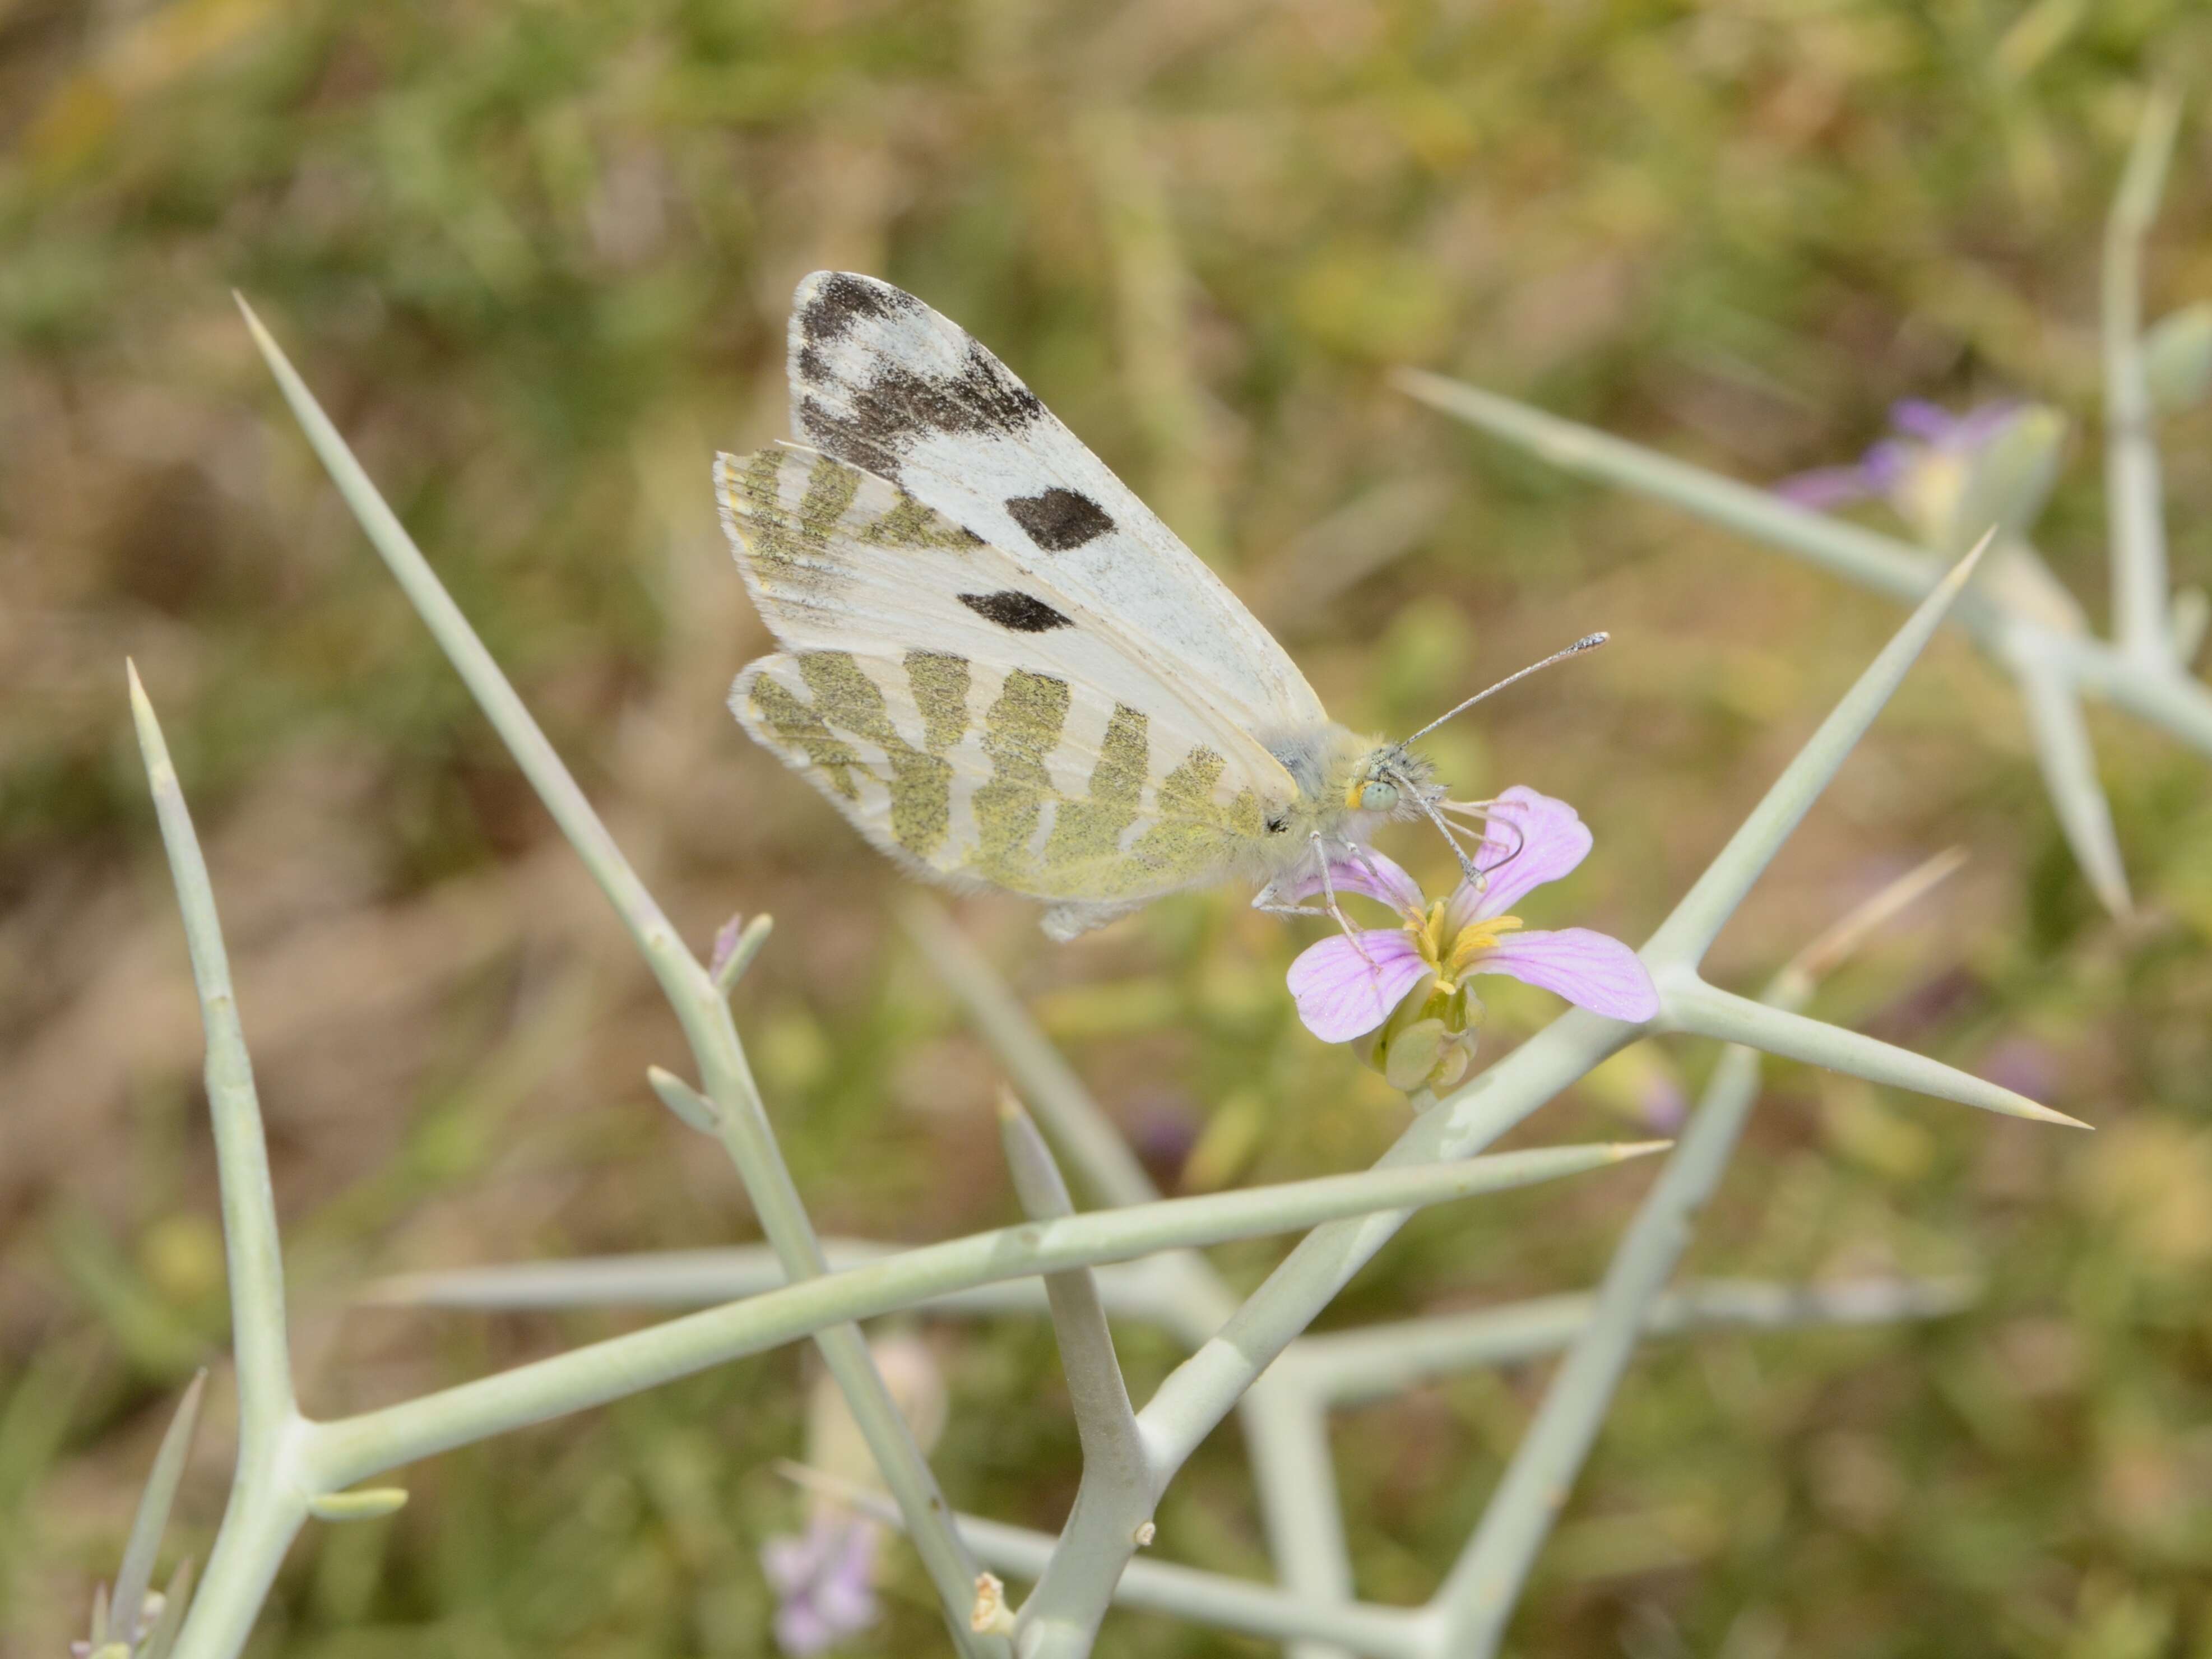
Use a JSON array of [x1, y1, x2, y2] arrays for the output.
[[732, 646, 1277, 909]]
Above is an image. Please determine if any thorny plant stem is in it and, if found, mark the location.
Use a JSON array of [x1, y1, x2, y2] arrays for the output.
[[140, 645, 1647, 1653], [915, 856, 2037, 1655], [138, 603, 2006, 1658], [373, 1254, 1972, 1375], [994, 1099, 1154, 1652], [302, 1143, 1662, 1490], [143, 623, 1656, 1652], [128, 674, 291, 1434], [234, 299, 1001, 1656], [827, 1482, 1436, 1659], [1653, 975, 2073, 1127], [841, 1276, 1968, 1652], [2010, 650, 2134, 915], [2104, 87, 2182, 666], [906, 895, 1347, 1656], [1399, 98, 2204, 925], [129, 670, 307, 1659], [1390, 368, 2212, 758], [1642, 539, 1986, 966], [133, 288, 2088, 1659], [1239, 1370, 1358, 1659], [1014, 533, 2045, 1649], [1436, 854, 1964, 1652], [901, 897, 1239, 1354], [373, 1255, 1965, 1656], [365, 1243, 1204, 1326], [109, 1368, 208, 1644], [1274, 1276, 1976, 1404]]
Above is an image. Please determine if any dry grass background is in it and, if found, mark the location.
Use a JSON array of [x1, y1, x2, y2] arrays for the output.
[[5, 1, 2212, 1655]]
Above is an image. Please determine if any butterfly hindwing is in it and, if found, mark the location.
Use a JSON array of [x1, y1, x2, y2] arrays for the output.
[[734, 646, 1284, 911], [783, 271, 1329, 737], [721, 448, 1307, 915]]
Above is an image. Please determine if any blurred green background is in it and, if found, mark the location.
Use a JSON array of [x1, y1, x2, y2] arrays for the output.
[[6, 1, 2212, 1655]]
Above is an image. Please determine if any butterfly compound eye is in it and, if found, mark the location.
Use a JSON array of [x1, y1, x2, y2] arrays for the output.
[[1358, 780, 1400, 812]]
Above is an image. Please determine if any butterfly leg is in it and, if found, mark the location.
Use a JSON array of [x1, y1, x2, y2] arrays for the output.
[[1313, 842, 1377, 962], [1252, 839, 1378, 961], [1250, 882, 1329, 920], [1441, 796, 1529, 896], [1337, 839, 1426, 925], [1253, 835, 1380, 964]]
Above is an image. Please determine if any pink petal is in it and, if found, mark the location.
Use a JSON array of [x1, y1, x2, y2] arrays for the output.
[[1287, 930, 1431, 1042], [1472, 928, 1658, 1023], [1449, 786, 1594, 925], [1276, 845, 1425, 916]]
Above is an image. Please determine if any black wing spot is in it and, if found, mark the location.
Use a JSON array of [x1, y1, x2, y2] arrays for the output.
[[1264, 814, 1289, 835], [959, 590, 1073, 632], [1007, 488, 1114, 551]]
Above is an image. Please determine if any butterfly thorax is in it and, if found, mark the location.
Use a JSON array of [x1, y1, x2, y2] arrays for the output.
[[1255, 727, 1441, 877]]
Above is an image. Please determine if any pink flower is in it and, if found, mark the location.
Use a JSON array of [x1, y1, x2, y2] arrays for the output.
[[760, 1512, 880, 1655], [1284, 787, 1657, 1088]]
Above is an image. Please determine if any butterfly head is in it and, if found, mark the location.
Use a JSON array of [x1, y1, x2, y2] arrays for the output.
[[1351, 631, 1608, 870], [1343, 744, 1440, 822]]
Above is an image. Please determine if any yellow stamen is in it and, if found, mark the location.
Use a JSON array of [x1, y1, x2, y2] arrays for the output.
[[1415, 911, 1522, 995]]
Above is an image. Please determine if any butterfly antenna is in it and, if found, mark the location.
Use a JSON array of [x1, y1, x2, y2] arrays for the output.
[[1408, 786, 1483, 884], [1399, 632, 1609, 747], [1420, 795, 1530, 889]]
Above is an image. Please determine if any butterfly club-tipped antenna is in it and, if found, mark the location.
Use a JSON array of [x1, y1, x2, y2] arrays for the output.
[[1401, 631, 1610, 749], [1380, 631, 1609, 886]]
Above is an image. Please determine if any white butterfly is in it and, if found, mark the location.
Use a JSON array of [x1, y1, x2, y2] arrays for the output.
[[717, 272, 1595, 938]]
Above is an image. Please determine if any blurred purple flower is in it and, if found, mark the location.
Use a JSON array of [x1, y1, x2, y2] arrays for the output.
[[1635, 1068, 1690, 1133], [1283, 788, 1657, 1090], [1777, 399, 2020, 515], [760, 1513, 880, 1656]]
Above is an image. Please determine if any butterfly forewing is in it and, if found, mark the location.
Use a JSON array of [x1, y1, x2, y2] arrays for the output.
[[721, 448, 1302, 915], [783, 271, 1329, 738]]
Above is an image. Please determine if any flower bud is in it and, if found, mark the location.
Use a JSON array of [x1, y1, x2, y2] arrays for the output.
[[1358, 977, 1480, 1095]]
